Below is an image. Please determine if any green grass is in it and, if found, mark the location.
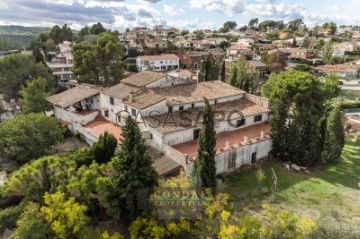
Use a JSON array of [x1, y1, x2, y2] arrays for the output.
[[335, 89, 360, 101], [223, 136, 360, 222]]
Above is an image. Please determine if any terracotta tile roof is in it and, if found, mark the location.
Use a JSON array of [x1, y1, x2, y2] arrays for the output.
[[314, 64, 360, 72], [144, 98, 268, 134], [102, 83, 141, 100], [228, 45, 251, 50], [123, 91, 166, 109], [153, 81, 245, 106], [47, 85, 100, 108], [138, 54, 180, 61], [167, 69, 194, 77], [121, 71, 166, 87], [84, 115, 123, 143], [173, 122, 271, 159]]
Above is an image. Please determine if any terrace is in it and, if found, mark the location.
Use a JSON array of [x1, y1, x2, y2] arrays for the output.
[[173, 122, 271, 160]]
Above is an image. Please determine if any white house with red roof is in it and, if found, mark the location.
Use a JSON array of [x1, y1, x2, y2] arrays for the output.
[[136, 54, 180, 72], [47, 71, 272, 176]]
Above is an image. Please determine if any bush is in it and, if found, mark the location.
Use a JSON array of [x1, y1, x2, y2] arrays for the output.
[[339, 102, 360, 109], [0, 204, 24, 234]]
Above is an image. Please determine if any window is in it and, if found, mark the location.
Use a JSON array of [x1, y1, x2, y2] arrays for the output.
[[191, 104, 195, 109], [179, 106, 184, 111], [251, 152, 257, 164], [150, 133, 153, 140], [254, 115, 262, 122], [193, 129, 200, 140], [110, 97, 114, 105], [104, 110, 109, 118], [236, 118, 245, 127], [168, 106, 173, 112], [214, 99, 218, 105], [131, 109, 136, 116]]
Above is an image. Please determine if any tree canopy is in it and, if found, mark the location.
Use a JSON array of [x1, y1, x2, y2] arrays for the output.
[[19, 77, 52, 113], [73, 32, 124, 86], [262, 70, 332, 166], [0, 54, 55, 100], [0, 113, 64, 163]]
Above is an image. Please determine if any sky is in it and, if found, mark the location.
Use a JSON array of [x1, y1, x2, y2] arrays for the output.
[[0, 0, 359, 31]]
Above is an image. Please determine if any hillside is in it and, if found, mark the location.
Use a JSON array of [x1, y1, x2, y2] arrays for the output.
[[0, 25, 51, 50]]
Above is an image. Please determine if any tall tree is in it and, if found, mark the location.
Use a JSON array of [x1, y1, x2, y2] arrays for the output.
[[322, 41, 334, 64], [90, 22, 107, 35], [78, 26, 90, 40], [248, 18, 259, 28], [49, 24, 73, 44], [193, 99, 217, 190], [73, 32, 124, 86], [220, 60, 226, 82], [0, 54, 55, 100], [321, 106, 345, 163], [262, 70, 326, 166], [322, 22, 337, 34], [198, 59, 220, 82], [0, 113, 64, 163], [221, 21, 237, 32], [113, 116, 158, 220], [19, 77, 51, 113], [227, 56, 259, 93]]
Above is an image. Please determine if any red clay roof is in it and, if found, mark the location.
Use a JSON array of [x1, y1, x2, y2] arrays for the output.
[[84, 115, 123, 143], [173, 122, 271, 159], [138, 54, 179, 61]]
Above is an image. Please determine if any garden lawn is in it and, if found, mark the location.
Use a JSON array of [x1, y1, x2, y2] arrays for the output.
[[223, 137, 360, 222]]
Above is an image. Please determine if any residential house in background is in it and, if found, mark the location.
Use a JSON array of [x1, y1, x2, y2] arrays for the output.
[[333, 42, 358, 57], [289, 48, 316, 60], [226, 45, 254, 60], [314, 64, 360, 82], [248, 60, 268, 75], [178, 51, 211, 68], [46, 41, 76, 84], [136, 54, 180, 72]]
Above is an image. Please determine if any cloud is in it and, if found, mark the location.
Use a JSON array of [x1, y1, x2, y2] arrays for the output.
[[163, 4, 184, 16], [190, 0, 245, 17], [245, 3, 305, 20]]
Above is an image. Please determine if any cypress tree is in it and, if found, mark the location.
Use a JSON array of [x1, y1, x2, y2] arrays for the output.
[[113, 116, 158, 220], [221, 60, 226, 82], [193, 99, 217, 190], [321, 106, 345, 163]]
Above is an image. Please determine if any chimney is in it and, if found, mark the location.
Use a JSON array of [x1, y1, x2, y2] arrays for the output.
[[225, 141, 230, 150], [244, 136, 249, 144], [260, 131, 265, 140], [129, 94, 133, 103]]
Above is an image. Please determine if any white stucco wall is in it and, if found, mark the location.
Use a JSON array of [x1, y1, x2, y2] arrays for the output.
[[183, 139, 273, 176]]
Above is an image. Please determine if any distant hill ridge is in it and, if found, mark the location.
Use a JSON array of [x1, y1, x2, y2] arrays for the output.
[[0, 25, 51, 36], [0, 25, 51, 50]]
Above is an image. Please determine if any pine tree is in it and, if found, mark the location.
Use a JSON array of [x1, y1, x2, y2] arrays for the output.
[[113, 116, 158, 220], [89, 131, 118, 164], [321, 106, 345, 163], [193, 99, 217, 190], [19, 77, 51, 114]]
